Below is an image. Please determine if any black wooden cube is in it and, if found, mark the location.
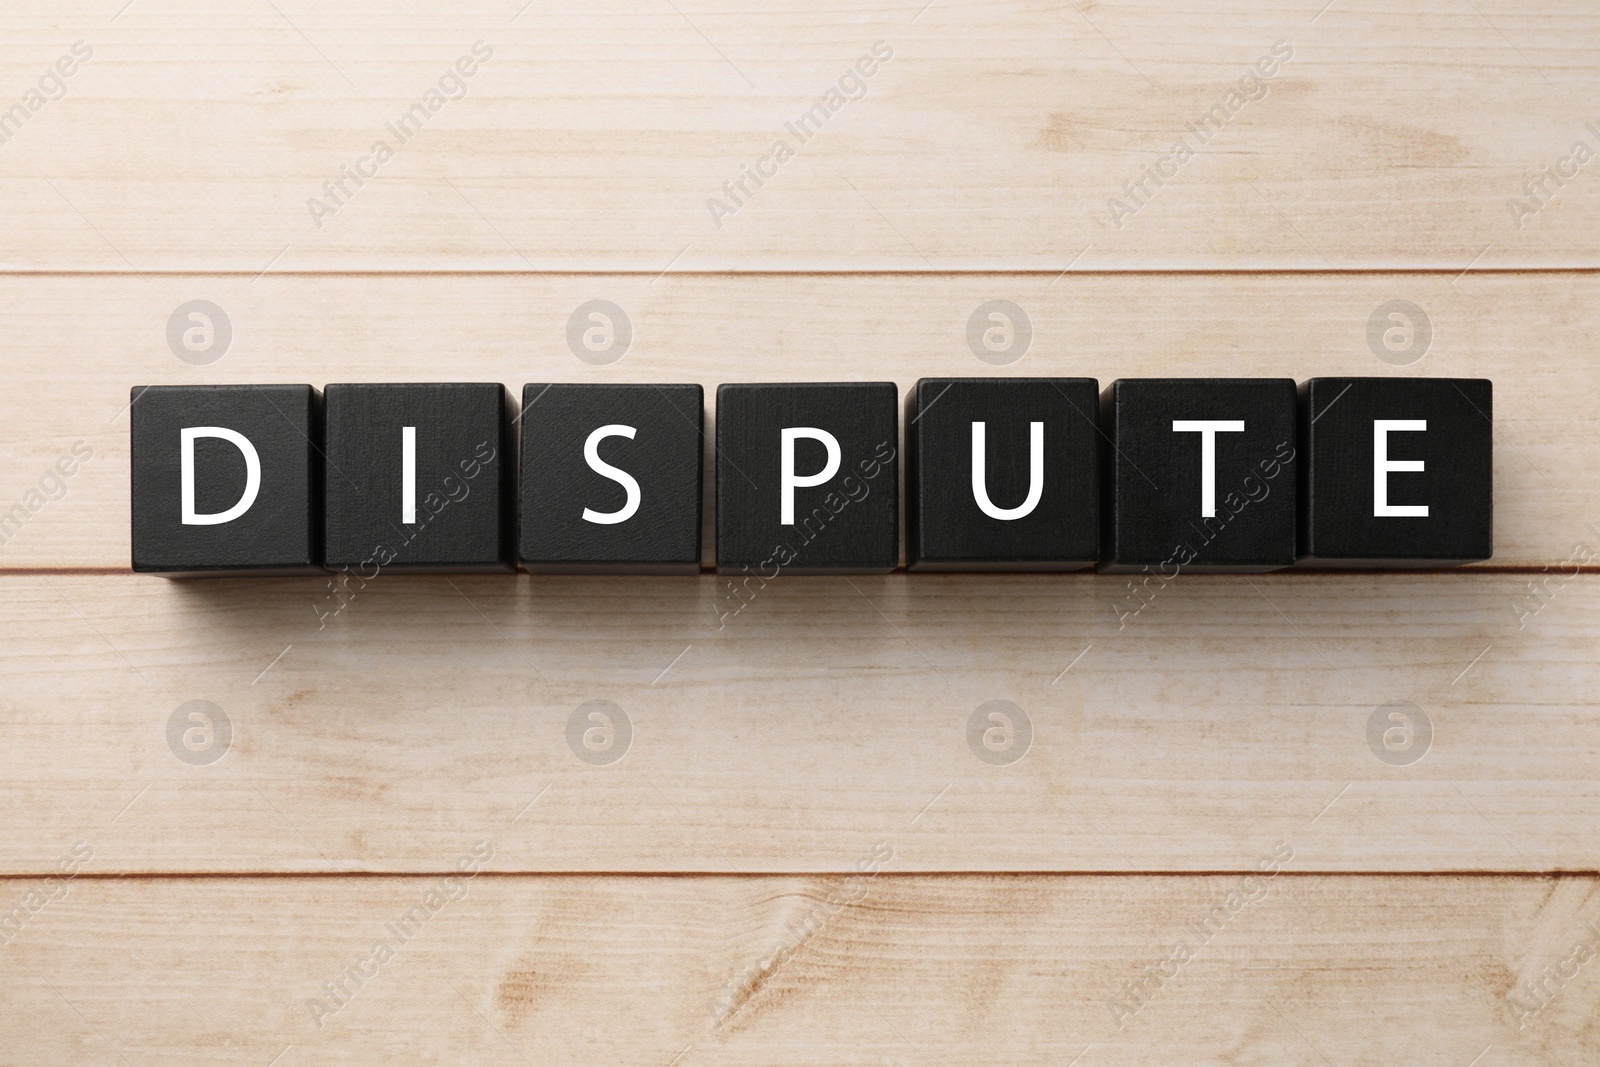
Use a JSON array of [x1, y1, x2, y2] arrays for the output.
[[130, 384, 321, 576], [906, 377, 1099, 571], [323, 383, 514, 573], [1100, 378, 1298, 572], [1299, 377, 1492, 566], [715, 382, 898, 574], [518, 383, 703, 573]]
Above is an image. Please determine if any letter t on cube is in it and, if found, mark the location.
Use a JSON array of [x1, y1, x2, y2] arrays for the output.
[[1100, 378, 1299, 572]]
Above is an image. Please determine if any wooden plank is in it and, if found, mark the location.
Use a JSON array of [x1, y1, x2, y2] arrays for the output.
[[4, 6, 1594, 1064], [0, 872, 1594, 1063], [2, 570, 1594, 874], [1, 2, 1598, 269], [0, 271, 1592, 570]]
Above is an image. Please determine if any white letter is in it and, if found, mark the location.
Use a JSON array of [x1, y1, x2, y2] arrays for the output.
[[780, 428, 840, 524], [971, 421, 1044, 520], [1374, 419, 1428, 517], [1171, 420, 1244, 518], [581, 424, 641, 525], [401, 426, 416, 523], [181, 427, 260, 525]]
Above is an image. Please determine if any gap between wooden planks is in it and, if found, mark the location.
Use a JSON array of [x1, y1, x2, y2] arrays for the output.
[[0, 271, 1591, 569], [0, 872, 1596, 1064]]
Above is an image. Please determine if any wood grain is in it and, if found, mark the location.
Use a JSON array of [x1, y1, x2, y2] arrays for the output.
[[0, 271, 1592, 570], [3, 570, 1592, 874], [0, 1, 1597, 269], [4, 3, 1599, 1060], [1, 872, 1596, 1064]]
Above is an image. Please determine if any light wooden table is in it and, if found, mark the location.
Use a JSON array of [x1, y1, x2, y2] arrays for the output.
[[2, 2, 1597, 1063]]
